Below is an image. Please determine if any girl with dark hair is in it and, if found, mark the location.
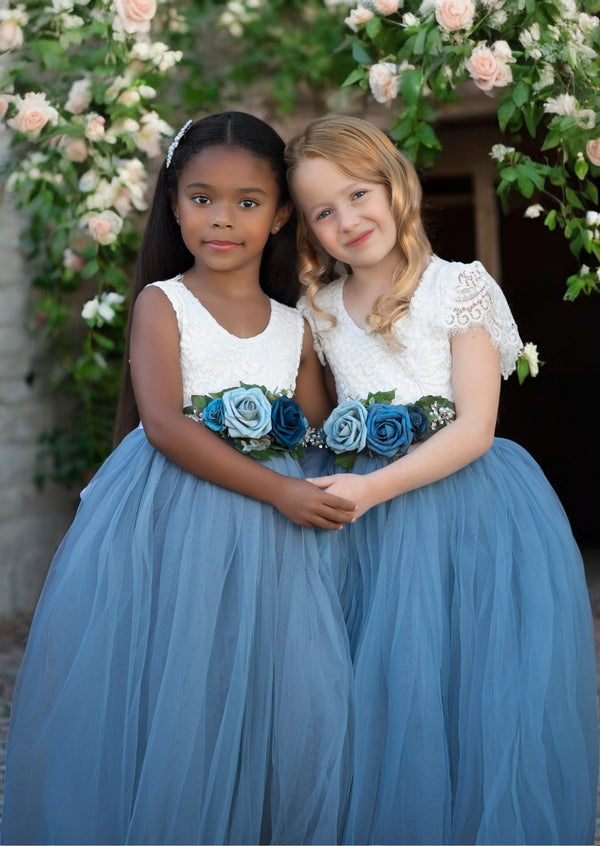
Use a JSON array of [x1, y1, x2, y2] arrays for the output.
[[1, 111, 355, 845], [286, 114, 598, 845]]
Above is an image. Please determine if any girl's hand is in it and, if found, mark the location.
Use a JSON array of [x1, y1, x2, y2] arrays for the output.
[[275, 476, 357, 530], [306, 474, 379, 520]]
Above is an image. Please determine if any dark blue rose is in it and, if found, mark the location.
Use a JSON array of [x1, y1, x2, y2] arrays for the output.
[[407, 404, 429, 441], [202, 397, 226, 432], [270, 395, 308, 449], [365, 403, 413, 458]]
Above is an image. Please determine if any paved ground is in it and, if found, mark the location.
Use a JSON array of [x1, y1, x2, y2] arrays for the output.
[[1, 558, 600, 840]]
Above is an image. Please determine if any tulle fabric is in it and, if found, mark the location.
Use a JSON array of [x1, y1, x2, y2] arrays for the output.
[[304, 438, 599, 845], [1, 428, 352, 846]]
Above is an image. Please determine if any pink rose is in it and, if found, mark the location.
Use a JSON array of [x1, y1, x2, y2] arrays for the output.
[[7, 92, 59, 137], [372, 0, 400, 14], [63, 248, 86, 272], [587, 138, 600, 167], [83, 210, 123, 246], [368, 62, 399, 106], [435, 0, 475, 31], [63, 139, 89, 163], [114, 0, 157, 34], [0, 19, 23, 50], [466, 45, 512, 90]]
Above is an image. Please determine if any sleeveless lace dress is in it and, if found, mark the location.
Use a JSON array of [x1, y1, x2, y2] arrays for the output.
[[300, 256, 599, 845], [1, 276, 352, 846]]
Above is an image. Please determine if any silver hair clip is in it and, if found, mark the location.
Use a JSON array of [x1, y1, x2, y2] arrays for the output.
[[166, 119, 193, 168]]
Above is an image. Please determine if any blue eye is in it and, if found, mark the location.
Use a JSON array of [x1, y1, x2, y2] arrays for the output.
[[352, 190, 367, 200], [315, 209, 332, 221]]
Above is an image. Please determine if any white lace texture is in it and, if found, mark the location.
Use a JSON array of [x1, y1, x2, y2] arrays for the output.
[[149, 276, 304, 407], [299, 256, 522, 405]]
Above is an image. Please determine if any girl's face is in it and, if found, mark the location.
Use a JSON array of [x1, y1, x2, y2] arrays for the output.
[[290, 156, 402, 276], [172, 145, 289, 279]]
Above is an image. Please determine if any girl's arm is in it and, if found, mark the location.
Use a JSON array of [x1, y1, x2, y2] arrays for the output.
[[307, 327, 501, 518], [129, 286, 357, 529], [293, 321, 334, 427]]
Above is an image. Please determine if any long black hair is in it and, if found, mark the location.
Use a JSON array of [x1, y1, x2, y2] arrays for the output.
[[114, 111, 299, 445]]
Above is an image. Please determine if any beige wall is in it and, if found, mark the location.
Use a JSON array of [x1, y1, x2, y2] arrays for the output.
[[0, 126, 76, 619]]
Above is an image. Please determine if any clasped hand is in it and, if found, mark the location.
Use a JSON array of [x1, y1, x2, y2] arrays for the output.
[[276, 476, 357, 530]]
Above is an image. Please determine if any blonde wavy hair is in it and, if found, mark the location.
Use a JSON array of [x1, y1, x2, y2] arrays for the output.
[[285, 114, 432, 341]]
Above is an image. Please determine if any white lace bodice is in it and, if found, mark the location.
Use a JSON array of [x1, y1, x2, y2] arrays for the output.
[[298, 256, 522, 404], [149, 276, 304, 406]]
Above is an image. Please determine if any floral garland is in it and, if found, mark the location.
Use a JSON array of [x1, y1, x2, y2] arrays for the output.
[[340, 0, 600, 301], [184, 384, 309, 461], [306, 390, 455, 469], [185, 385, 456, 467]]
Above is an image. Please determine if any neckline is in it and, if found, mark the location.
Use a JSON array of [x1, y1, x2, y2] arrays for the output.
[[174, 274, 274, 340], [336, 256, 437, 333]]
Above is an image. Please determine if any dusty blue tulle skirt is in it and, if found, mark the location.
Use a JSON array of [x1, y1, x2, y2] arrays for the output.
[[305, 437, 599, 845], [1, 428, 352, 846]]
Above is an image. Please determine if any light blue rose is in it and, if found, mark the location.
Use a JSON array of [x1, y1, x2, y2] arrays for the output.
[[222, 386, 273, 440], [322, 400, 368, 454]]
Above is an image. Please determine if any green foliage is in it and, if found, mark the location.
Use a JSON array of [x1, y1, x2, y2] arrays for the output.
[[338, 0, 600, 297], [0, 0, 190, 485]]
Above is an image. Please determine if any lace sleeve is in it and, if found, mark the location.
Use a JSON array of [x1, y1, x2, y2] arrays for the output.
[[297, 296, 326, 366], [445, 262, 523, 379]]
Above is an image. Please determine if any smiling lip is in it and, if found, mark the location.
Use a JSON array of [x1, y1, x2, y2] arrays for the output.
[[345, 230, 373, 248], [204, 240, 240, 251]]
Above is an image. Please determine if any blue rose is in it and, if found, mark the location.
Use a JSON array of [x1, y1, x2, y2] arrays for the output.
[[406, 404, 429, 442], [270, 395, 308, 449], [222, 386, 273, 439], [322, 400, 368, 454], [202, 397, 226, 432], [365, 403, 413, 458]]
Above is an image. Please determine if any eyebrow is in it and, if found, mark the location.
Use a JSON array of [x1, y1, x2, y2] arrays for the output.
[[184, 182, 269, 195]]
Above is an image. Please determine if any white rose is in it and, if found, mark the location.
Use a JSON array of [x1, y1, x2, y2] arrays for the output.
[[65, 78, 92, 115], [345, 6, 374, 30], [7, 92, 59, 137], [435, 0, 475, 31], [81, 297, 100, 320], [368, 62, 399, 105], [520, 342, 540, 377], [85, 113, 105, 141], [544, 93, 578, 116], [524, 204, 544, 219], [114, 0, 157, 34], [117, 89, 141, 106], [79, 169, 100, 192]]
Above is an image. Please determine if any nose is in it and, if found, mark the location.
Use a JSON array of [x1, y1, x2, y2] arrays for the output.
[[338, 205, 359, 231], [210, 204, 233, 228]]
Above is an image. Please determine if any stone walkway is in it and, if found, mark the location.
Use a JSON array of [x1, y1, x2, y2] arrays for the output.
[[1, 564, 600, 840]]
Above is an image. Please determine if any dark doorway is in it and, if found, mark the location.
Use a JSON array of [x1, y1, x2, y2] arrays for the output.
[[423, 177, 599, 546]]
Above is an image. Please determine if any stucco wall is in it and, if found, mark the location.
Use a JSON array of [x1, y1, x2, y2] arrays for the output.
[[0, 126, 76, 619]]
